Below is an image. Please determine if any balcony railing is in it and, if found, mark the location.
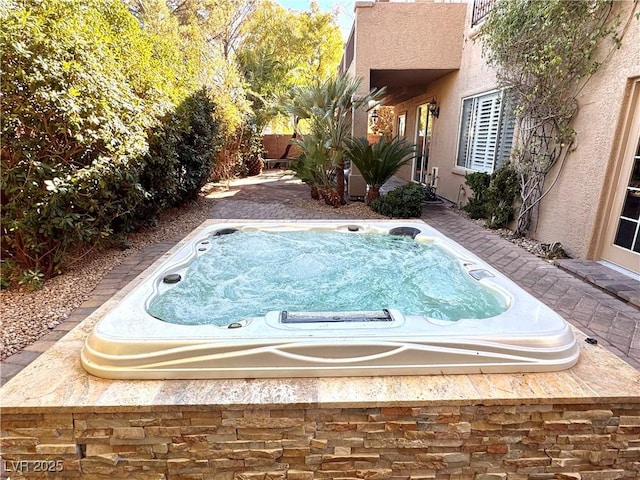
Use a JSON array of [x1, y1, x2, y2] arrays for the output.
[[471, 0, 497, 27]]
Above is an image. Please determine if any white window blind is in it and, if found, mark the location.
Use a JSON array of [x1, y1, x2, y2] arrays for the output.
[[457, 90, 514, 173]]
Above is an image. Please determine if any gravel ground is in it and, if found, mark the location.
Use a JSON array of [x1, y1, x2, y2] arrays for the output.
[[297, 199, 387, 219], [454, 210, 568, 260]]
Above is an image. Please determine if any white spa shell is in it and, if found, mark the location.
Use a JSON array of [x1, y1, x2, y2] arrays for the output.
[[81, 220, 580, 379]]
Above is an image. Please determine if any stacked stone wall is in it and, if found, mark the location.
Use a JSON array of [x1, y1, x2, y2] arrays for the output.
[[1, 403, 639, 479]]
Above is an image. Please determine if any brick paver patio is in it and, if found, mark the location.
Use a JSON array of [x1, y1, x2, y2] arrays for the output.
[[2, 170, 639, 383]]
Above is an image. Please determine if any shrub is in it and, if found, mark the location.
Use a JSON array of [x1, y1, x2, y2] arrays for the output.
[[290, 131, 334, 195], [240, 122, 265, 177], [485, 165, 520, 229], [345, 136, 416, 204], [170, 89, 221, 203], [463, 166, 520, 228], [211, 121, 264, 181], [463, 172, 491, 219], [370, 183, 424, 218], [137, 88, 221, 223]]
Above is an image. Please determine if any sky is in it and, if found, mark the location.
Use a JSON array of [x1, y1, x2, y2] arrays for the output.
[[273, 0, 356, 40]]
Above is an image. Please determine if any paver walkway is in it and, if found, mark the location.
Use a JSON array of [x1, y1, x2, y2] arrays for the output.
[[2, 171, 639, 383], [555, 258, 640, 308]]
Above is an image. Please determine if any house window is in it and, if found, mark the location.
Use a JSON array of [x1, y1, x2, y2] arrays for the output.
[[397, 112, 406, 138], [456, 90, 515, 173]]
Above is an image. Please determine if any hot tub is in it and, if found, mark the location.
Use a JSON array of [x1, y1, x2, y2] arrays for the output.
[[81, 220, 579, 379]]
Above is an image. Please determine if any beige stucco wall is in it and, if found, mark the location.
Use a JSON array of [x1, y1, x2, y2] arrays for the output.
[[344, 1, 639, 260], [350, 0, 466, 138], [353, 1, 465, 72], [534, 1, 640, 258], [348, 0, 466, 198]]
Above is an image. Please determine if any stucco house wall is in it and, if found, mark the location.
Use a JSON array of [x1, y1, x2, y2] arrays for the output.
[[345, 0, 467, 199], [352, 1, 464, 73]]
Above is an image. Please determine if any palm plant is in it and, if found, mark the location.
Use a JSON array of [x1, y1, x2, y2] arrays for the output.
[[290, 134, 332, 201], [345, 136, 417, 204], [284, 74, 384, 204]]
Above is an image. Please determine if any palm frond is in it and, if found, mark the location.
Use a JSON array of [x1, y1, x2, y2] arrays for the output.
[[345, 136, 416, 188]]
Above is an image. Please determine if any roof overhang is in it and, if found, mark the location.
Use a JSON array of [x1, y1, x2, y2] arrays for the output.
[[370, 69, 457, 104]]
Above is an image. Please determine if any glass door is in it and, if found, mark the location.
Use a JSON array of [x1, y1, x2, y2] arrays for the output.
[[613, 139, 640, 254], [599, 80, 639, 274], [601, 109, 640, 274], [413, 104, 434, 184]]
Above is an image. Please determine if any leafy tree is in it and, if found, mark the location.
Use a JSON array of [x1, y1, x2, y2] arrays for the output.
[[123, 0, 199, 97], [370, 106, 395, 140], [294, 1, 343, 84], [236, 0, 343, 133], [235, 1, 296, 132], [126, 0, 254, 136], [127, 0, 257, 60]]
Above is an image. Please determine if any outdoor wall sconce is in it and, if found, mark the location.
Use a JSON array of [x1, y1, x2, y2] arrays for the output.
[[429, 100, 440, 118], [371, 108, 379, 124]]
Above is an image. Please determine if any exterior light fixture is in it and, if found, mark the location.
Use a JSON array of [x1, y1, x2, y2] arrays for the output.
[[429, 99, 440, 118], [371, 109, 379, 124]]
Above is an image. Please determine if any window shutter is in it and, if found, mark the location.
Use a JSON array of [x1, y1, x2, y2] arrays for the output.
[[470, 92, 501, 173], [457, 90, 514, 173], [496, 102, 515, 168]]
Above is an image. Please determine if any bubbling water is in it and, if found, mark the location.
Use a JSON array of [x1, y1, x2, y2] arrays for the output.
[[147, 230, 506, 326]]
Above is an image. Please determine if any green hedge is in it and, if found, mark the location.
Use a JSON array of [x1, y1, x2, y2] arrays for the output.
[[370, 183, 424, 218], [139, 88, 221, 222]]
